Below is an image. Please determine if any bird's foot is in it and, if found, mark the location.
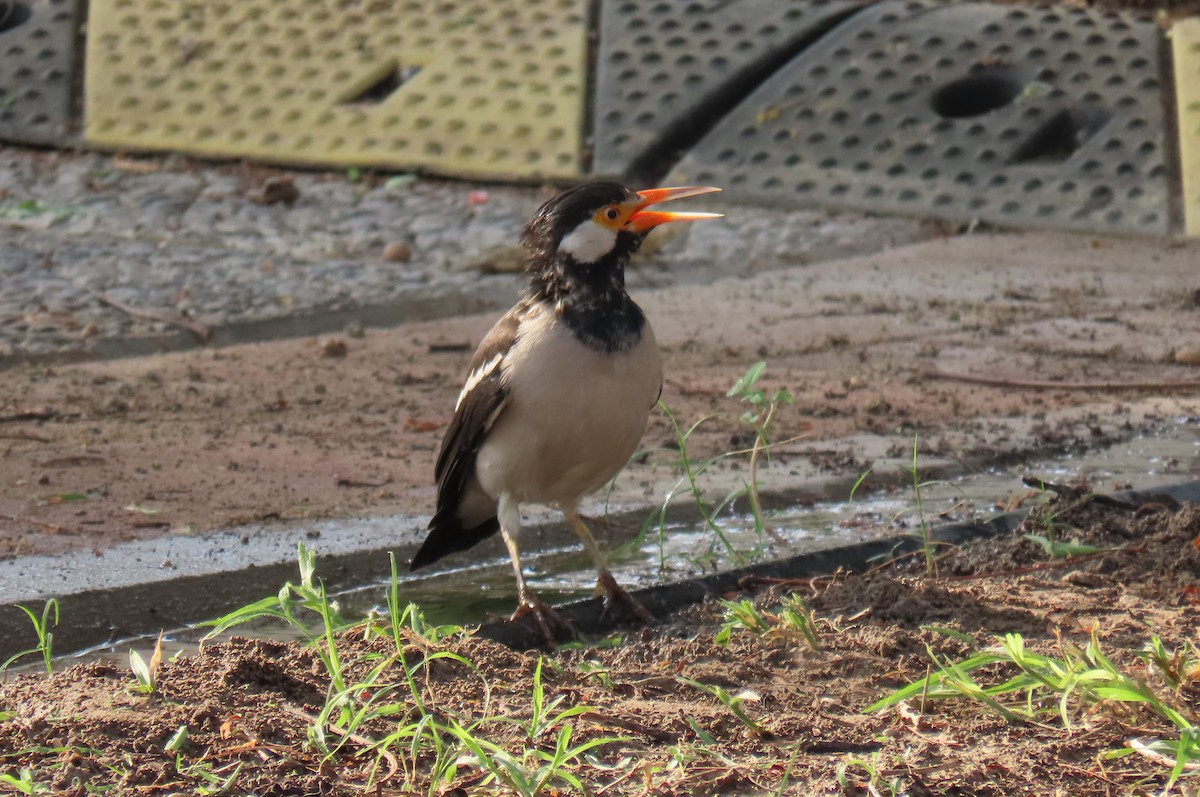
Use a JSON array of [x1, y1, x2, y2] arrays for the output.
[[596, 572, 655, 625], [512, 594, 575, 644]]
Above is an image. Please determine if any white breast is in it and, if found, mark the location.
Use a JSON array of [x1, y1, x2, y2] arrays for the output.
[[474, 303, 662, 508]]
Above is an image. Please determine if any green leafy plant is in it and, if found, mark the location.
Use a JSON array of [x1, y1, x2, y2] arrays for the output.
[[677, 676, 770, 738], [714, 595, 821, 651], [163, 725, 189, 754], [714, 598, 771, 645], [0, 768, 50, 795], [637, 363, 806, 572], [128, 632, 164, 695], [446, 718, 625, 797], [203, 543, 350, 688], [1140, 637, 1200, 690], [432, 656, 625, 796], [897, 435, 968, 575], [655, 402, 746, 565], [836, 753, 903, 796], [905, 435, 938, 575], [1020, 479, 1103, 556], [1021, 533, 1108, 559], [872, 631, 1200, 790], [175, 755, 243, 796], [197, 547, 643, 795], [776, 594, 822, 651], [1, 599, 59, 674], [848, 466, 874, 500], [128, 650, 155, 695], [577, 660, 614, 689], [203, 544, 363, 763], [727, 361, 794, 545], [0, 199, 78, 223], [526, 658, 589, 742]]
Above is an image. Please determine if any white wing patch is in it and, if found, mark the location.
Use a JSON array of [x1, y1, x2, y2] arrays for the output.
[[559, 219, 618, 264], [482, 396, 508, 434], [456, 352, 504, 411]]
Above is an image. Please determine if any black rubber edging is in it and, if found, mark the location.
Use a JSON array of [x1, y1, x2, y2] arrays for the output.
[[2, 480, 1195, 661], [476, 479, 1200, 650]]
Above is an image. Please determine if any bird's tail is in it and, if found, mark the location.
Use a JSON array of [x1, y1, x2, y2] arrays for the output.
[[410, 509, 500, 570]]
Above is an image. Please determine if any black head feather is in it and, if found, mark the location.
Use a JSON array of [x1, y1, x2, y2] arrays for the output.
[[520, 181, 636, 262], [518, 182, 649, 352]]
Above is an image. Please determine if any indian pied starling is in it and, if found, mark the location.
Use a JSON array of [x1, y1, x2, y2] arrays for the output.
[[411, 182, 722, 636]]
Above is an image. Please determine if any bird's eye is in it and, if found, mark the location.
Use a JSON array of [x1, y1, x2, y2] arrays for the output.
[[604, 207, 620, 221]]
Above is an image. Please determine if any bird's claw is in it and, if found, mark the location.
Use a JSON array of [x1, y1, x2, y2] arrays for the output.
[[596, 572, 655, 625], [512, 596, 575, 645]]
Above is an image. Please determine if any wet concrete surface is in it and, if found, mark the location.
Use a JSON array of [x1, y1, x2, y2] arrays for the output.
[[2, 147, 1200, 661]]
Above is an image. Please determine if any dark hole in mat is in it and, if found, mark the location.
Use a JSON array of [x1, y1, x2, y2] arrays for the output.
[[341, 62, 420, 105], [1010, 108, 1110, 165], [0, 1, 32, 33], [931, 70, 1024, 119]]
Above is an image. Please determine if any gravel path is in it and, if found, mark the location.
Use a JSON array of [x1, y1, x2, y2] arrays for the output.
[[0, 147, 931, 362]]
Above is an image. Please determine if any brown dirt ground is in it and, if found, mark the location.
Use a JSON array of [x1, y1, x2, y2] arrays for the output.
[[0, 309, 1158, 561], [1, 494, 1197, 795]]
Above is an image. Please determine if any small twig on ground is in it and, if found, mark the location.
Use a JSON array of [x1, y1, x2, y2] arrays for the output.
[[581, 710, 679, 743], [334, 475, 393, 488], [1127, 738, 1200, 773], [935, 546, 1145, 582], [595, 763, 643, 796], [427, 341, 472, 353], [1020, 476, 1140, 510], [98, 293, 212, 341], [919, 364, 1200, 392], [279, 705, 399, 784], [663, 378, 727, 396], [0, 407, 57, 424], [2, 515, 67, 534], [0, 430, 51, 442], [736, 574, 831, 594]]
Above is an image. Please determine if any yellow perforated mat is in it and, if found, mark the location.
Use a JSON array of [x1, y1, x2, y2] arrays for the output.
[[1175, 18, 1200, 237], [84, 0, 587, 179]]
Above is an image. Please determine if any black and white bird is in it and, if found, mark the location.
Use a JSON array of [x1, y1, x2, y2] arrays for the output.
[[410, 182, 721, 634]]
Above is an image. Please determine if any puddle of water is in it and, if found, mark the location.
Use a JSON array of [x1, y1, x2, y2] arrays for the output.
[[308, 418, 1200, 624], [20, 419, 1198, 672]]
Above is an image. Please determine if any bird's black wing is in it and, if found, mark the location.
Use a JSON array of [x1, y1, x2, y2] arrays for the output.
[[432, 309, 519, 487], [411, 306, 522, 569]]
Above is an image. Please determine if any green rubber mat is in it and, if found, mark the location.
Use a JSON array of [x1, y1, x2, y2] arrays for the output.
[[0, 0, 82, 146], [1175, 18, 1200, 237], [84, 0, 588, 179]]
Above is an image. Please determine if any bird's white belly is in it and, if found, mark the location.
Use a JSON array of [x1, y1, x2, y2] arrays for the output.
[[474, 308, 662, 507]]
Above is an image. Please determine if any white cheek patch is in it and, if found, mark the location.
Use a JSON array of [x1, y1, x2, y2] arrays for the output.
[[559, 220, 618, 264], [456, 352, 504, 410]]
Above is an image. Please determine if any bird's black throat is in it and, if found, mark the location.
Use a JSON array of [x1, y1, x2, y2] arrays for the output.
[[558, 288, 647, 353], [525, 249, 647, 353]]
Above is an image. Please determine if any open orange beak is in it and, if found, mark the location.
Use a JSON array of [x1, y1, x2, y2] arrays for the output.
[[625, 186, 723, 233]]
